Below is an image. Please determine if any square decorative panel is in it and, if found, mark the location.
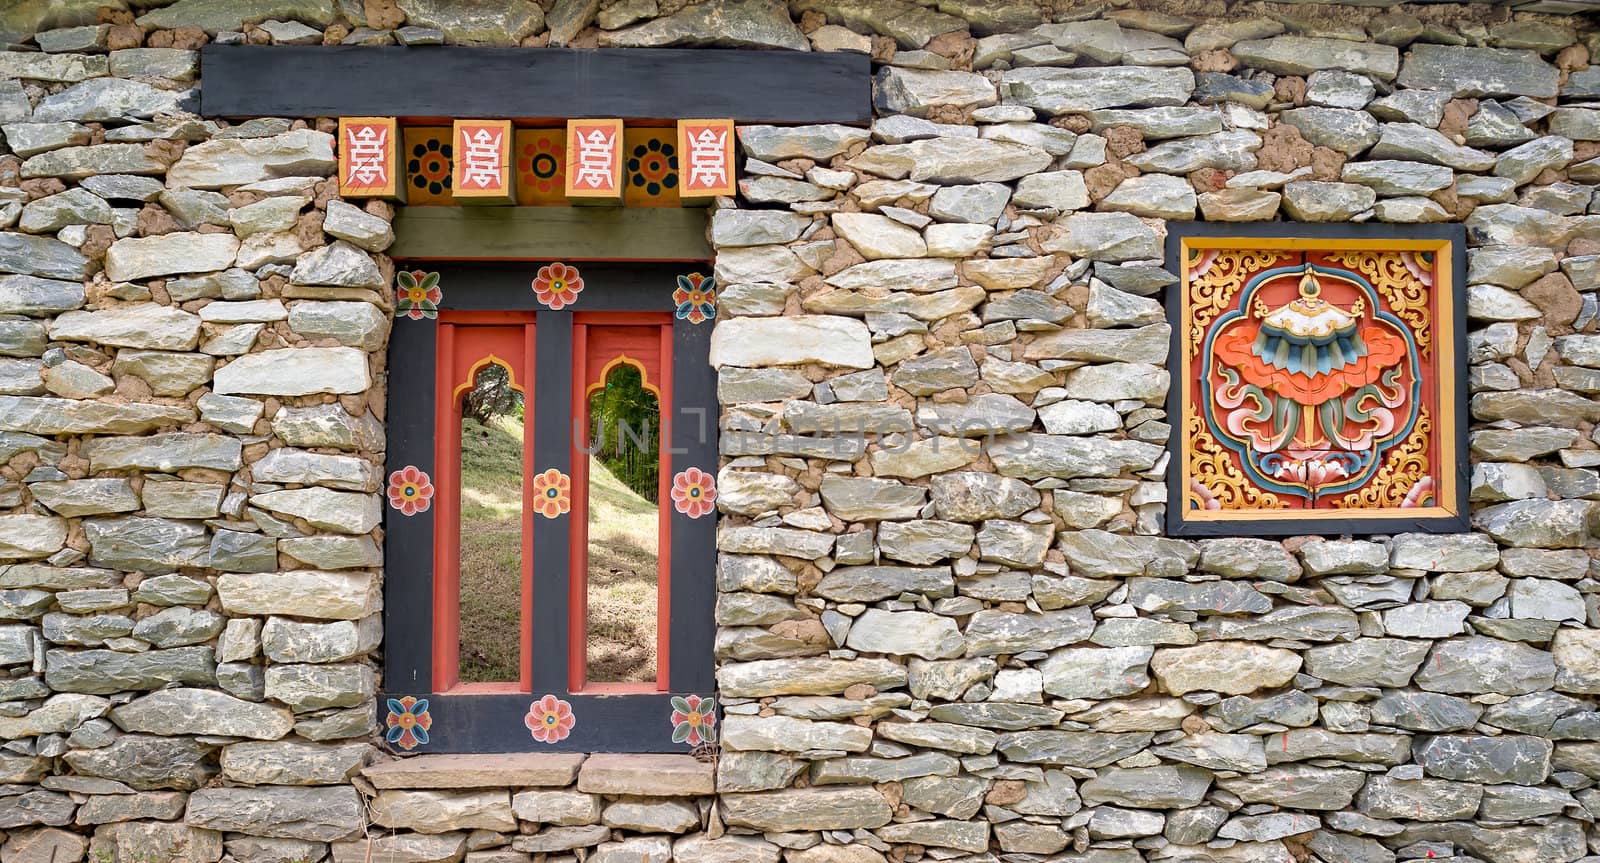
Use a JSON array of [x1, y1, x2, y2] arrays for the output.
[[513, 129, 567, 206], [622, 127, 681, 208], [402, 126, 454, 205], [1165, 224, 1468, 536]]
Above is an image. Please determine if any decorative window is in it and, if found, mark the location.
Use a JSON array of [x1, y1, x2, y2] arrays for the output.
[[383, 262, 717, 752], [1165, 223, 1468, 536]]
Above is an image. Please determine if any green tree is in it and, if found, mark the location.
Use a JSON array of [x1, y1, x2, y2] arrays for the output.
[[588, 364, 660, 501], [462, 363, 522, 424]]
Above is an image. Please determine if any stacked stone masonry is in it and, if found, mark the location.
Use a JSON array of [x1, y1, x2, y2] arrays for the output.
[[7, 1, 1600, 863]]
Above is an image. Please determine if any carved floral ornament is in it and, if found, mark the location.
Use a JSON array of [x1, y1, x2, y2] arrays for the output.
[[1167, 227, 1467, 536]]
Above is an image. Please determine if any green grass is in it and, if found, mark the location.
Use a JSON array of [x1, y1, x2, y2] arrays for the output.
[[458, 415, 525, 683], [584, 443, 659, 683], [457, 415, 659, 684]]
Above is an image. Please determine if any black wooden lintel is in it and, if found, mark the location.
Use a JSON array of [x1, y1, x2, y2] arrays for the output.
[[198, 45, 871, 125]]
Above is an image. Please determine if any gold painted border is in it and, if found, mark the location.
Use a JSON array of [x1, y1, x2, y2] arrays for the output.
[[1177, 235, 1459, 523]]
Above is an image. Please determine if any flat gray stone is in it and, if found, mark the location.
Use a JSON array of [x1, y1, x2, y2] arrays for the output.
[[1233, 36, 1398, 79], [1397, 44, 1559, 98], [1370, 123, 1495, 171], [0, 276, 84, 316], [214, 347, 371, 396], [0, 123, 88, 162], [1284, 105, 1380, 155], [875, 67, 997, 117], [31, 78, 186, 122], [737, 124, 871, 162], [20, 143, 164, 181], [0, 235, 88, 281], [852, 137, 1052, 183], [84, 433, 241, 472], [186, 786, 364, 842], [1080, 765, 1212, 808], [1413, 636, 1556, 695], [1123, 130, 1260, 174], [111, 688, 293, 739], [1306, 638, 1430, 687], [167, 129, 336, 188], [721, 787, 889, 832], [1413, 734, 1551, 785], [45, 646, 214, 695], [1282, 181, 1377, 221], [50, 304, 201, 351], [1000, 66, 1194, 112], [601, 0, 804, 51]]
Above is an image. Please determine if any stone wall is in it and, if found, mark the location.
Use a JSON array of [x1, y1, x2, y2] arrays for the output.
[[2, 2, 1600, 863]]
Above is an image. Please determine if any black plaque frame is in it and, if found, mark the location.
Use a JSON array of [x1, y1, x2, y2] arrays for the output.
[[1163, 222, 1470, 538]]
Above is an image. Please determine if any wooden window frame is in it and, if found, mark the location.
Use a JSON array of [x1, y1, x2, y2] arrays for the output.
[[384, 262, 717, 753]]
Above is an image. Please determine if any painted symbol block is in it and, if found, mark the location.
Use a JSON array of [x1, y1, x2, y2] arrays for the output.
[[676, 119, 734, 204], [565, 119, 624, 203], [452, 119, 514, 204], [338, 117, 401, 199]]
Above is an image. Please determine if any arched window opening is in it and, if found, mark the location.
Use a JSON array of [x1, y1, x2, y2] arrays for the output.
[[584, 361, 661, 684], [457, 361, 525, 684]]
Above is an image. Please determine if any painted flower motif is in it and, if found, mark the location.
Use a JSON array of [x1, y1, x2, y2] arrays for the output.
[[396, 270, 442, 320], [670, 467, 716, 518], [387, 466, 435, 516], [1271, 454, 1351, 488], [533, 262, 585, 310], [1211, 319, 1408, 407], [1402, 475, 1436, 508], [531, 468, 572, 519], [386, 696, 432, 750], [670, 694, 717, 746], [517, 136, 564, 195], [628, 138, 679, 197], [409, 136, 452, 195], [525, 694, 575, 743], [672, 272, 716, 324], [1189, 477, 1222, 511]]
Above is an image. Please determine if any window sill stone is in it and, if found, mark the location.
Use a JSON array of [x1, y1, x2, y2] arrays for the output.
[[576, 753, 716, 796], [364, 753, 587, 789]]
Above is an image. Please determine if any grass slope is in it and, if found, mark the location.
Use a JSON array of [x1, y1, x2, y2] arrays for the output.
[[458, 415, 659, 684]]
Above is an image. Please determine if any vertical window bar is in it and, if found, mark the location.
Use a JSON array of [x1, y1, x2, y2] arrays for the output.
[[669, 314, 718, 692], [530, 312, 574, 695]]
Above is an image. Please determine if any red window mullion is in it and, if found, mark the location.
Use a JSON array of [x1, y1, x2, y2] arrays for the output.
[[567, 324, 590, 694], [432, 323, 461, 693], [655, 323, 673, 693], [519, 323, 537, 691]]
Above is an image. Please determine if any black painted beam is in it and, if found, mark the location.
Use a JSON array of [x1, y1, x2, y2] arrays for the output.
[[198, 45, 872, 124]]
